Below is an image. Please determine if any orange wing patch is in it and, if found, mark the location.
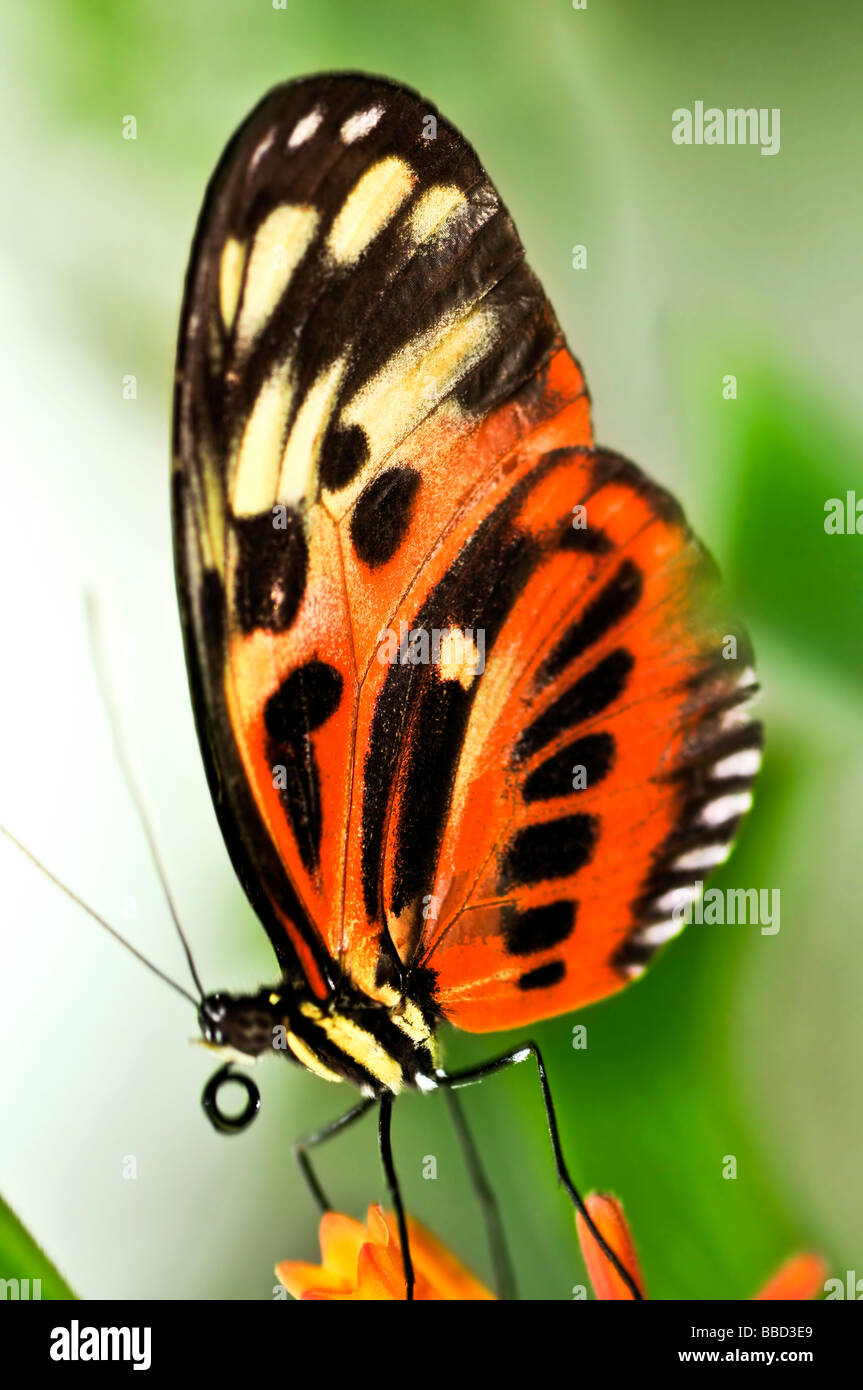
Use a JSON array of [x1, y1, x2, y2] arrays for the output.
[[417, 446, 760, 1031]]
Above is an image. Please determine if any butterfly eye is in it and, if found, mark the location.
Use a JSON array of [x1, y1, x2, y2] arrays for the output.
[[201, 1063, 261, 1135], [198, 993, 229, 1043]]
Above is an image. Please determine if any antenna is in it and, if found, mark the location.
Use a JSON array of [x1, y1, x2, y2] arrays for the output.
[[0, 822, 199, 1007], [84, 593, 206, 1002]]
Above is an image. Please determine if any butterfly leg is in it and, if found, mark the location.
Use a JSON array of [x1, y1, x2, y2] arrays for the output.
[[438, 1043, 643, 1301], [443, 1088, 518, 1300], [378, 1094, 415, 1301], [292, 1096, 376, 1212]]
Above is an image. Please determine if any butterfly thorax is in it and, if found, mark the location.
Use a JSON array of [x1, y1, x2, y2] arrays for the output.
[[198, 979, 438, 1097]]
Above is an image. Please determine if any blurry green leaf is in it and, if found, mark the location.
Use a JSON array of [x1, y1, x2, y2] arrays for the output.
[[724, 373, 863, 690], [0, 1195, 76, 1300]]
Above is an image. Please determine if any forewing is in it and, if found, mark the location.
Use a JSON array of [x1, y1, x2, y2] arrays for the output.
[[172, 74, 590, 996]]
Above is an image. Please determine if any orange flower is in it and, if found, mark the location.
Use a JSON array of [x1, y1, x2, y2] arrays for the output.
[[276, 1204, 494, 1301], [576, 1193, 828, 1301], [575, 1193, 647, 1300], [752, 1253, 830, 1301]]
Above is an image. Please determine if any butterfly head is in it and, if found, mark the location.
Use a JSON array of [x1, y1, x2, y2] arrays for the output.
[[197, 988, 291, 1135], [197, 989, 280, 1063]]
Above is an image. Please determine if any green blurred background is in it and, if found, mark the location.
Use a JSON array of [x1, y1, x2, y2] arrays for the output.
[[1, 0, 860, 1300]]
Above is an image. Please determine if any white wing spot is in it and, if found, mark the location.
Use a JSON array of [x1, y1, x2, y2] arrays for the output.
[[288, 107, 324, 148], [673, 844, 731, 872], [340, 104, 384, 143], [249, 129, 276, 171], [437, 629, 481, 689], [633, 919, 684, 948], [654, 885, 700, 915], [699, 791, 753, 827], [712, 748, 762, 780]]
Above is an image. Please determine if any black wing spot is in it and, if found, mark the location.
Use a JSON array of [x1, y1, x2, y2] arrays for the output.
[[233, 509, 308, 634], [538, 560, 643, 687], [350, 466, 421, 568], [516, 649, 633, 761], [263, 661, 343, 876], [321, 423, 368, 491], [503, 900, 576, 955], [517, 960, 566, 991], [523, 731, 615, 802], [265, 661, 343, 742], [560, 524, 613, 555], [501, 814, 598, 888]]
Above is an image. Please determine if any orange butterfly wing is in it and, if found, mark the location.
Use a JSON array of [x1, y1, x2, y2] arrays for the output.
[[173, 73, 760, 1028]]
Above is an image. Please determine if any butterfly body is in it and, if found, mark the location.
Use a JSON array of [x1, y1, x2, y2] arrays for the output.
[[199, 975, 439, 1096]]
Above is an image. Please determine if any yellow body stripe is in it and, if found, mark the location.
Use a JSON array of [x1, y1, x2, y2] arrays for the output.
[[300, 1003, 404, 1092], [286, 1032, 344, 1084], [388, 999, 431, 1047]]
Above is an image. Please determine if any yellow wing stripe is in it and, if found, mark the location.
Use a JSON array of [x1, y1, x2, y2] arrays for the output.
[[236, 204, 318, 346], [409, 184, 467, 243], [328, 157, 415, 265], [219, 236, 246, 331], [339, 301, 495, 467], [276, 355, 348, 505], [231, 358, 295, 516]]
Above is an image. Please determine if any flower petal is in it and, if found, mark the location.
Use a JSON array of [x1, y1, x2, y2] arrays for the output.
[[277, 1204, 494, 1300], [275, 1259, 353, 1300], [318, 1210, 369, 1276], [575, 1193, 646, 1301], [379, 1209, 495, 1300], [753, 1253, 828, 1301]]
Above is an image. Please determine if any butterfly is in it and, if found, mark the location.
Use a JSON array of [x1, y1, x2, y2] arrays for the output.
[[20, 72, 764, 1303]]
